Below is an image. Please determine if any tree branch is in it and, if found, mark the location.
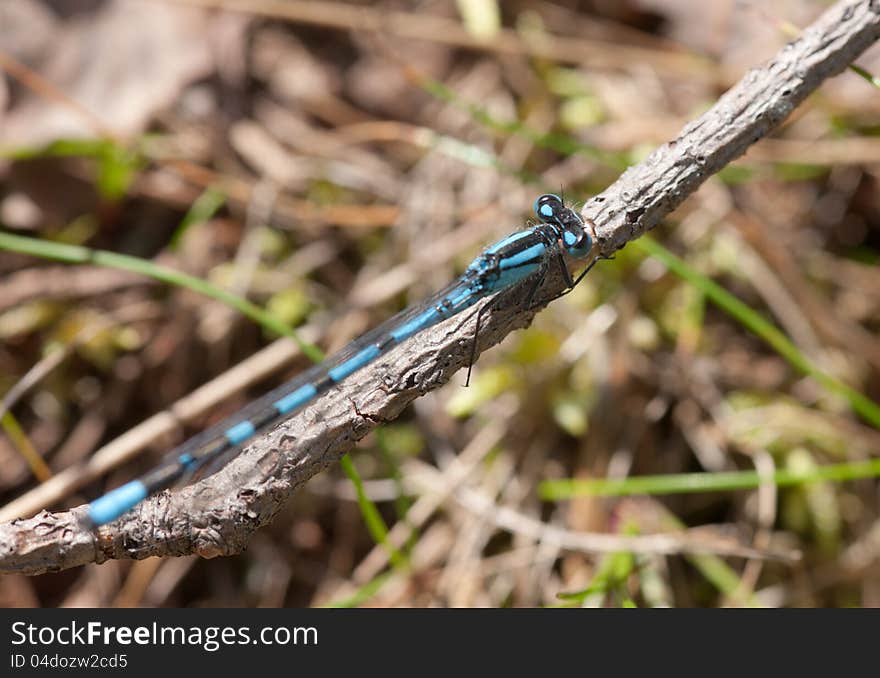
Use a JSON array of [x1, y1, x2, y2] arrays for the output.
[[2, 0, 878, 575]]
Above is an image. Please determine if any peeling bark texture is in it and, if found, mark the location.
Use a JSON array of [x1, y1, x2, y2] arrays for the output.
[[2, 0, 879, 575]]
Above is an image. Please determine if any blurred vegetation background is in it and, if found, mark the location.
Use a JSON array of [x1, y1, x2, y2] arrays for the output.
[[1, 0, 879, 607]]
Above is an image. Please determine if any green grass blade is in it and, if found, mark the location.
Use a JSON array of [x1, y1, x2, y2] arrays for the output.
[[170, 185, 227, 248], [1, 411, 52, 482], [540, 458, 880, 499], [633, 235, 880, 428], [848, 64, 880, 89], [0, 230, 323, 363], [323, 571, 394, 608], [339, 454, 408, 571]]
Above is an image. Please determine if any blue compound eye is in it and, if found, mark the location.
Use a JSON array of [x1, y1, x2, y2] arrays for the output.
[[564, 229, 592, 257], [533, 193, 563, 222]]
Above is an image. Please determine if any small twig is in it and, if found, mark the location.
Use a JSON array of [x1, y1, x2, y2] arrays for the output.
[[1, 0, 878, 575], [580, 0, 880, 255]]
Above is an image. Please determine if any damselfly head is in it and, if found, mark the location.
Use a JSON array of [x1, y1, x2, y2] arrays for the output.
[[533, 193, 564, 222], [534, 193, 592, 257]]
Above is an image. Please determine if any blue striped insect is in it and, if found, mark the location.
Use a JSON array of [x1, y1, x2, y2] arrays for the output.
[[87, 194, 596, 525]]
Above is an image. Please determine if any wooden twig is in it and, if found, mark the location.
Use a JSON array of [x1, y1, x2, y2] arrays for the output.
[[1, 0, 878, 575]]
